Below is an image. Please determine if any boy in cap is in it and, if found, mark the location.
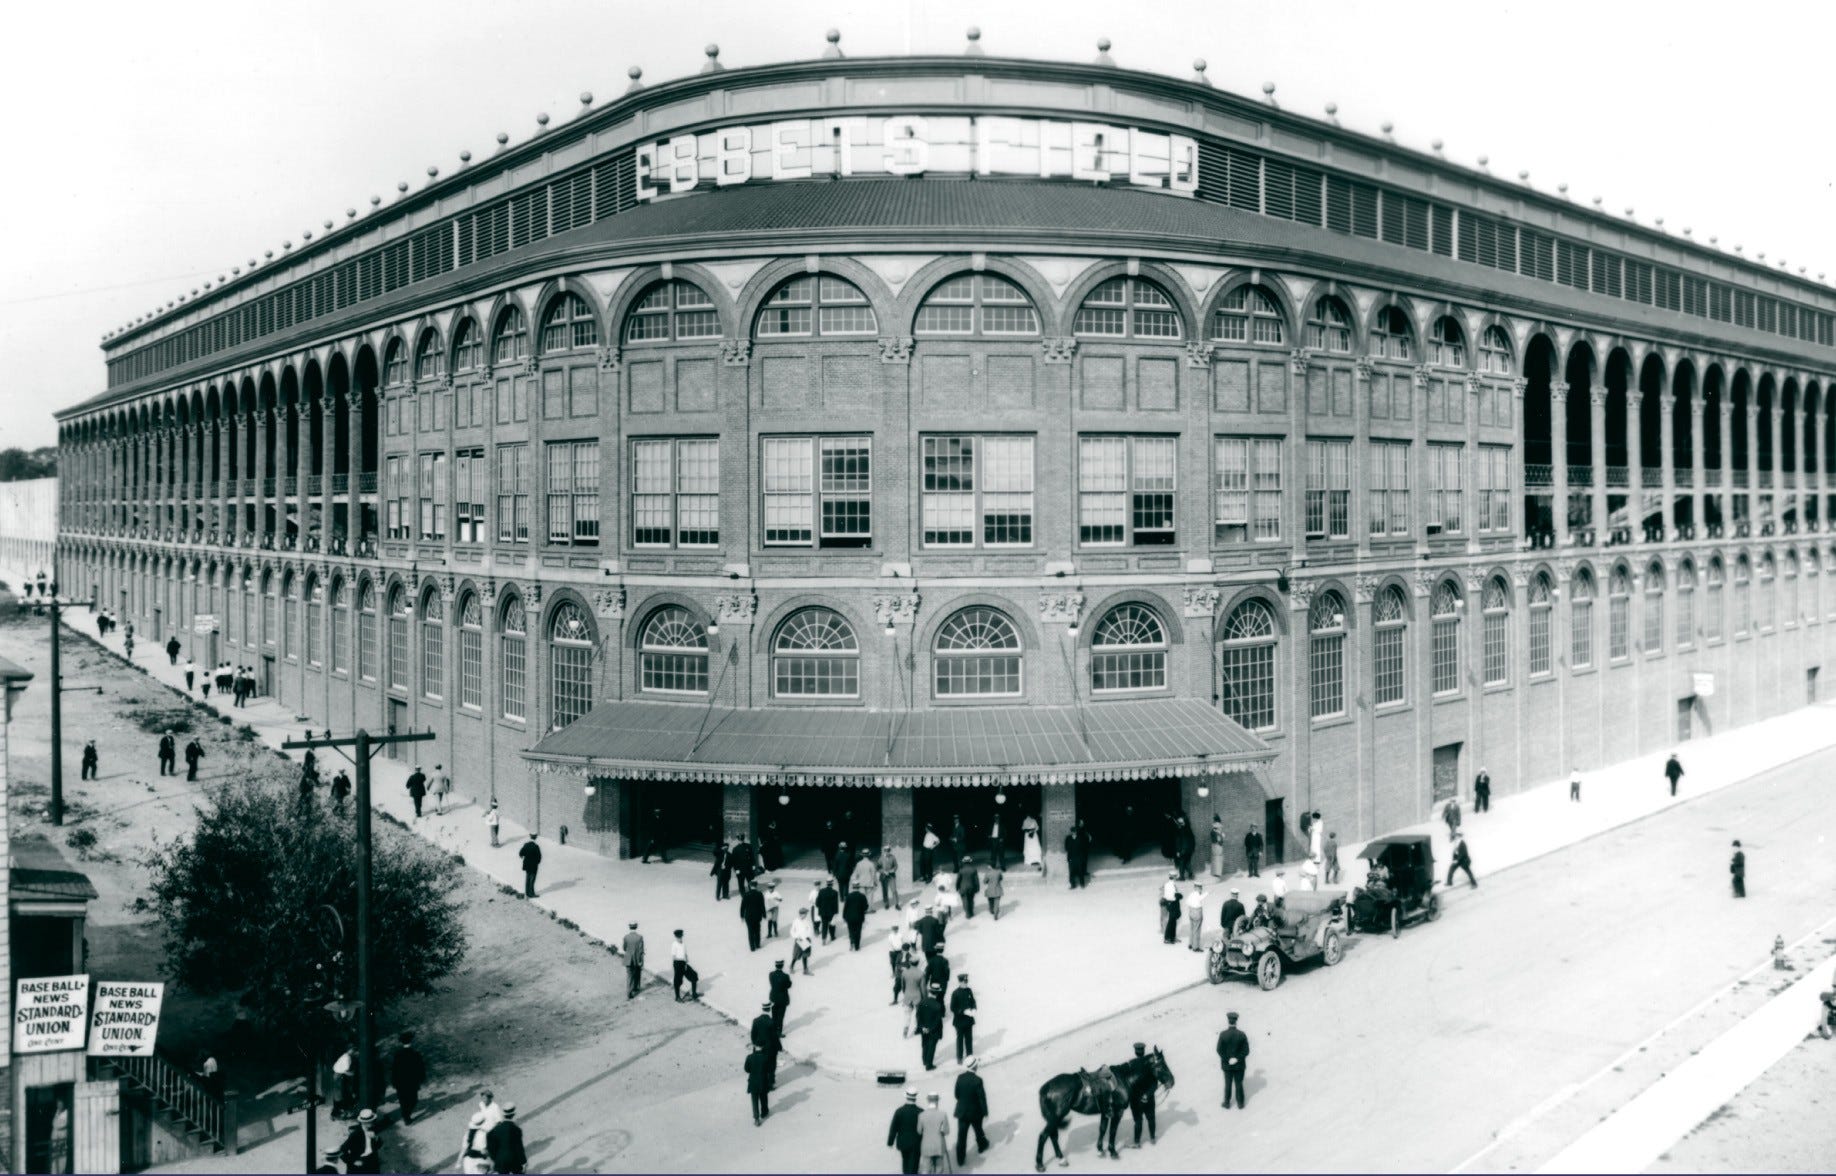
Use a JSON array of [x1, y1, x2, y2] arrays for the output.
[[789, 907, 816, 974], [765, 879, 783, 938]]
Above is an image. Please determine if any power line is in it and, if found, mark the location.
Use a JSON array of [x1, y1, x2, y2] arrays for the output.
[[0, 268, 222, 309]]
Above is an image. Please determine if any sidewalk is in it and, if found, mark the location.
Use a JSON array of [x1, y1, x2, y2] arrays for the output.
[[74, 614, 1836, 1081]]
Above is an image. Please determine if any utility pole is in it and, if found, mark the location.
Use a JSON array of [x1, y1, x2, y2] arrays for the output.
[[282, 727, 432, 1115], [32, 580, 98, 827]]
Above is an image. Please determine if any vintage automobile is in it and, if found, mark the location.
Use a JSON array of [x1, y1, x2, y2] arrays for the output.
[[1206, 890, 1348, 990], [1349, 833, 1440, 937]]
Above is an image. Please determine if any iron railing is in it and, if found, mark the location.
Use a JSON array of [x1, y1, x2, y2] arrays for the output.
[[101, 1049, 228, 1152]]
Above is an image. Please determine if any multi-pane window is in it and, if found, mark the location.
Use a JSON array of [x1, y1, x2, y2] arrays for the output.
[[1307, 297, 1353, 352], [1430, 317, 1466, 367], [261, 574, 275, 646], [421, 591, 445, 700], [1430, 581, 1461, 695], [1368, 442, 1410, 537], [306, 576, 323, 666], [500, 602, 527, 719], [330, 579, 347, 673], [754, 276, 878, 337], [761, 437, 871, 547], [624, 280, 720, 342], [933, 607, 1023, 698], [1676, 563, 1696, 648], [454, 449, 486, 543], [1643, 561, 1666, 654], [639, 606, 709, 694], [549, 602, 594, 728], [1706, 560, 1725, 641], [540, 293, 598, 353], [1528, 574, 1553, 676], [418, 452, 448, 542], [1479, 326, 1513, 375], [545, 440, 600, 545], [491, 307, 528, 366], [1308, 591, 1347, 719], [1428, 444, 1462, 533], [1219, 600, 1277, 731], [1090, 604, 1168, 693], [1609, 567, 1633, 659], [1785, 553, 1800, 624], [458, 593, 482, 710], [1371, 306, 1414, 361], [1078, 436, 1176, 546], [358, 580, 377, 680], [385, 455, 411, 540], [772, 608, 860, 698], [387, 589, 409, 690], [1306, 439, 1351, 538], [1478, 447, 1511, 531], [414, 330, 444, 382], [1759, 555, 1776, 630], [495, 444, 530, 543], [1373, 586, 1407, 705], [1213, 437, 1282, 542], [1211, 285, 1285, 345], [1482, 578, 1510, 686], [632, 438, 720, 548], [914, 275, 1040, 335], [1734, 558, 1751, 635], [383, 339, 409, 387], [283, 575, 298, 659], [1073, 278, 1182, 339], [921, 436, 1034, 547], [1808, 551, 1822, 623], [452, 318, 483, 373], [1571, 569, 1595, 668]]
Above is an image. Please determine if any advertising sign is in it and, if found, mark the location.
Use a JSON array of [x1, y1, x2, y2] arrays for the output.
[[1693, 672, 1716, 698], [14, 975, 90, 1054], [88, 982, 165, 1057], [193, 614, 219, 634]]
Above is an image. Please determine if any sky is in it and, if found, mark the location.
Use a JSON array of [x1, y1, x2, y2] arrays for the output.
[[5, 0, 1834, 451]]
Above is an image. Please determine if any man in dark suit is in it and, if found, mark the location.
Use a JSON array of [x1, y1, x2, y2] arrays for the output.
[[518, 833, 541, 898], [740, 881, 767, 951], [1218, 888, 1246, 939], [745, 1047, 771, 1126], [916, 988, 945, 1071], [1065, 820, 1092, 889], [843, 884, 871, 950], [768, 960, 793, 1040], [1447, 836, 1477, 888], [914, 908, 945, 957], [712, 839, 732, 900], [486, 1104, 526, 1173], [1664, 753, 1685, 798], [1243, 826, 1264, 877], [750, 1001, 781, 1091], [957, 859, 980, 918], [953, 1057, 990, 1165], [1474, 767, 1493, 812], [730, 835, 756, 887], [1127, 1041, 1158, 1145], [1216, 1011, 1251, 1109], [183, 738, 204, 782], [1730, 840, 1746, 897], [157, 731, 177, 776], [888, 1088, 924, 1173], [390, 1031, 425, 1124], [925, 951, 951, 1003], [949, 974, 977, 1062], [832, 841, 853, 888]]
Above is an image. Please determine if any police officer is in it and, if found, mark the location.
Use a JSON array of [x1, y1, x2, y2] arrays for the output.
[[1127, 1042, 1158, 1146]]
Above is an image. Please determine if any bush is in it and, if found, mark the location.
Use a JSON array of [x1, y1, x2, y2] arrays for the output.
[[124, 707, 192, 735]]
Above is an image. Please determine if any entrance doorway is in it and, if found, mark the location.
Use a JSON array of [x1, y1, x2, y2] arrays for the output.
[[1677, 696, 1694, 743], [206, 632, 219, 668], [1432, 743, 1461, 805], [1075, 779, 1181, 865], [25, 1082, 75, 1175], [152, 607, 162, 642], [765, 786, 882, 870], [260, 654, 275, 699], [1809, 667, 1820, 705], [1263, 797, 1286, 864], [913, 785, 1042, 874], [623, 780, 723, 860], [386, 698, 408, 759]]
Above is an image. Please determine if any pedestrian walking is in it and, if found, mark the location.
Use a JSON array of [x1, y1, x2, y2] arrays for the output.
[[1174, 817, 1197, 881], [916, 987, 945, 1071], [183, 657, 196, 691], [1160, 872, 1182, 944], [950, 815, 970, 874], [431, 766, 451, 815], [475, 1090, 505, 1132], [671, 929, 700, 1001], [768, 960, 792, 1039], [901, 953, 927, 1037], [1569, 767, 1583, 802], [1064, 820, 1092, 889], [330, 770, 352, 814], [833, 842, 853, 888], [1217, 1011, 1250, 1109], [1022, 812, 1044, 873], [1447, 836, 1477, 887], [952, 1057, 989, 1165], [789, 908, 816, 974], [983, 861, 1004, 920], [339, 1109, 381, 1174], [183, 738, 204, 783], [919, 1092, 952, 1173], [122, 632, 134, 659], [1244, 825, 1264, 877], [728, 834, 756, 888], [745, 1046, 772, 1126], [485, 1104, 526, 1174], [298, 765, 319, 814], [765, 880, 782, 938], [888, 923, 908, 1002], [987, 812, 1007, 872], [391, 1031, 425, 1124], [1442, 796, 1462, 839], [518, 833, 541, 898], [957, 859, 980, 919], [1731, 840, 1746, 897], [851, 848, 880, 897], [740, 880, 767, 950], [949, 974, 977, 1062], [750, 1001, 781, 1093], [889, 1088, 924, 1175], [313, 1143, 345, 1174], [1209, 814, 1226, 878], [485, 800, 500, 847], [157, 730, 177, 776], [915, 906, 945, 957], [1474, 767, 1491, 812], [713, 839, 733, 901], [622, 922, 645, 998], [925, 949, 951, 1004], [1299, 858, 1320, 890], [1218, 888, 1246, 939], [879, 846, 902, 910], [405, 766, 427, 818], [460, 1112, 492, 1175], [816, 878, 841, 944], [1324, 832, 1341, 885], [1308, 811, 1324, 865], [844, 883, 871, 950], [331, 1045, 357, 1119], [1186, 884, 1206, 951], [1665, 752, 1685, 797], [80, 740, 98, 780], [1127, 1041, 1158, 1146], [166, 634, 182, 665], [920, 824, 941, 882]]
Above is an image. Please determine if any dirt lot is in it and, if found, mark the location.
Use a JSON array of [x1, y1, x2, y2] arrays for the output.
[[1647, 1033, 1836, 1173]]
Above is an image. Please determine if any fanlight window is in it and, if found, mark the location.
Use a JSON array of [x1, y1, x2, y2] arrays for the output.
[[1430, 317, 1466, 367], [640, 606, 709, 695], [491, 307, 529, 365], [1212, 285, 1285, 345], [933, 607, 1022, 697], [540, 293, 598, 353], [383, 339, 409, 387], [414, 330, 444, 381], [1090, 604, 1167, 693], [755, 276, 878, 338], [914, 275, 1040, 336], [772, 609, 860, 697], [1308, 591, 1348, 719], [624, 281, 720, 343], [1479, 325, 1513, 374], [1219, 600, 1277, 731], [1372, 306, 1414, 361], [452, 318, 483, 372], [1073, 278, 1182, 340], [1373, 585, 1407, 704], [1308, 297, 1354, 352], [549, 601, 595, 728]]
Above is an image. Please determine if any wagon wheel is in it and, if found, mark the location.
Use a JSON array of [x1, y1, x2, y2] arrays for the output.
[[1390, 905, 1401, 939], [1256, 951, 1283, 990], [1427, 894, 1442, 922], [1322, 930, 1343, 966]]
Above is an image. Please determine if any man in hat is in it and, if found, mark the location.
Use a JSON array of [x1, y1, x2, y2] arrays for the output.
[[1271, 869, 1289, 900], [1127, 1042, 1158, 1147], [919, 1092, 952, 1173], [1216, 1011, 1251, 1109], [925, 947, 952, 1002], [765, 879, 783, 938], [1249, 893, 1271, 929], [1218, 888, 1246, 940], [730, 833, 756, 888], [789, 908, 816, 974], [740, 879, 767, 951], [745, 1045, 772, 1126], [1064, 819, 1092, 889], [1447, 836, 1477, 888], [768, 959, 793, 1039], [750, 1001, 781, 1092], [671, 929, 700, 1001], [183, 735, 205, 782], [157, 729, 177, 777], [390, 1031, 426, 1124], [888, 1088, 924, 1174], [953, 1057, 990, 1165], [486, 1103, 526, 1173], [832, 841, 854, 889], [622, 922, 645, 999], [844, 883, 872, 950], [711, 838, 733, 901], [405, 765, 427, 818], [958, 855, 981, 919], [983, 858, 1005, 921], [851, 847, 880, 895], [1161, 872, 1183, 944], [878, 846, 902, 910], [916, 984, 946, 1071], [816, 878, 842, 944], [1473, 766, 1492, 812], [1731, 840, 1746, 897], [950, 973, 978, 1062], [1186, 883, 1207, 951], [518, 832, 541, 898], [1243, 824, 1264, 877], [80, 739, 98, 780], [339, 1109, 381, 1173], [914, 905, 945, 958], [311, 1144, 344, 1174], [1665, 751, 1685, 797]]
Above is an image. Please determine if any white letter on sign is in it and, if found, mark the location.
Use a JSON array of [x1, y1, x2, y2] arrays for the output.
[[665, 135, 700, 194], [771, 120, 812, 180], [883, 115, 929, 176], [635, 143, 659, 201], [717, 126, 753, 186]]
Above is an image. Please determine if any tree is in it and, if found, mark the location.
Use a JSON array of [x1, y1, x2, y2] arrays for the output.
[[0, 448, 56, 481], [144, 778, 467, 1043]]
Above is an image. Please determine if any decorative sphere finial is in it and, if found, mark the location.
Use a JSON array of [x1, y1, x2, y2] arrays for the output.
[[459, 150, 471, 163], [397, 181, 409, 193], [824, 28, 843, 58], [1381, 120, 1394, 135], [580, 90, 594, 106], [535, 112, 549, 127], [427, 165, 439, 178], [1518, 169, 1529, 181]]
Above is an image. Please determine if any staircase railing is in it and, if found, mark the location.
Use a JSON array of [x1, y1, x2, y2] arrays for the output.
[[101, 1047, 230, 1152]]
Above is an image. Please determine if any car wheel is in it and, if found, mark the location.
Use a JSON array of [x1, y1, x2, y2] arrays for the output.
[[1256, 951, 1283, 990], [1427, 894, 1441, 922], [1390, 906, 1400, 939], [1322, 930, 1343, 965]]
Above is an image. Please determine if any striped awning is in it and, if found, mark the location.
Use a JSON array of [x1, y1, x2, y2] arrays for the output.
[[523, 698, 1274, 787]]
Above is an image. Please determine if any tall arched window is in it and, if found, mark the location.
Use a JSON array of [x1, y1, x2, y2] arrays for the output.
[[1090, 604, 1168, 693], [755, 276, 878, 338], [1482, 577, 1510, 685], [458, 593, 483, 710], [933, 607, 1022, 697], [549, 602, 594, 728], [1734, 557, 1751, 636], [1372, 306, 1414, 361], [1430, 581, 1461, 695], [1609, 567, 1633, 659], [1479, 326, 1513, 374], [772, 608, 860, 697], [261, 571, 276, 648], [1706, 559, 1725, 641], [1430, 317, 1466, 367], [540, 293, 598, 353], [490, 306, 529, 365], [282, 571, 298, 659], [306, 575, 323, 667], [1758, 554, 1776, 630], [1308, 591, 1348, 719], [451, 318, 483, 373], [1211, 285, 1285, 345], [639, 606, 709, 695], [414, 329, 444, 381], [914, 274, 1041, 336], [1643, 561, 1666, 654], [1807, 550, 1821, 624], [1074, 278, 1182, 339], [1373, 586, 1407, 705], [500, 599, 526, 720], [382, 339, 409, 388], [357, 579, 377, 680], [1219, 600, 1277, 731], [624, 280, 720, 342], [1785, 552, 1800, 624], [1528, 573, 1553, 676], [1676, 561, 1696, 648], [330, 578, 347, 673], [1307, 296, 1354, 353], [420, 589, 444, 700], [384, 587, 409, 690]]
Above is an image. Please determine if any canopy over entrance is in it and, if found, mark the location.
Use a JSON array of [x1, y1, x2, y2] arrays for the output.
[[524, 697, 1274, 788]]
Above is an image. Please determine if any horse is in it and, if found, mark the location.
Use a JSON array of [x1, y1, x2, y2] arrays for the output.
[[1034, 1046, 1175, 1170]]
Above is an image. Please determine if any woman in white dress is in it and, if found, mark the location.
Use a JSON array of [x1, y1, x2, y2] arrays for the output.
[[1022, 813, 1044, 871]]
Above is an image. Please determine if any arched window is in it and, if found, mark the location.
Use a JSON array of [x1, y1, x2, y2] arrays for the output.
[[227, 569, 240, 643], [1308, 591, 1348, 719], [549, 602, 595, 728], [1528, 573, 1553, 676], [330, 578, 348, 673], [1211, 284, 1286, 345], [382, 338, 409, 387], [357, 579, 377, 680], [1430, 317, 1467, 367], [1373, 586, 1407, 705], [539, 293, 598, 353], [1308, 296, 1354, 353], [639, 606, 708, 695], [421, 590, 444, 700], [1785, 552, 1800, 624], [1676, 560, 1696, 648], [1073, 277, 1182, 339], [306, 575, 323, 667], [458, 593, 483, 710], [933, 607, 1022, 697], [1479, 325, 1513, 375], [1643, 561, 1666, 654], [1219, 600, 1277, 731], [500, 599, 527, 720], [1758, 554, 1776, 630], [1430, 581, 1461, 695], [452, 318, 483, 373], [1371, 306, 1414, 361], [1807, 550, 1821, 624], [261, 571, 276, 648], [1090, 604, 1168, 693], [490, 307, 529, 365], [414, 329, 444, 381], [282, 572, 298, 659], [1705, 559, 1725, 641], [1609, 566, 1633, 659], [915, 274, 1041, 336], [755, 276, 878, 338], [624, 280, 720, 343], [772, 608, 860, 697], [387, 587, 409, 690], [1482, 577, 1510, 686]]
